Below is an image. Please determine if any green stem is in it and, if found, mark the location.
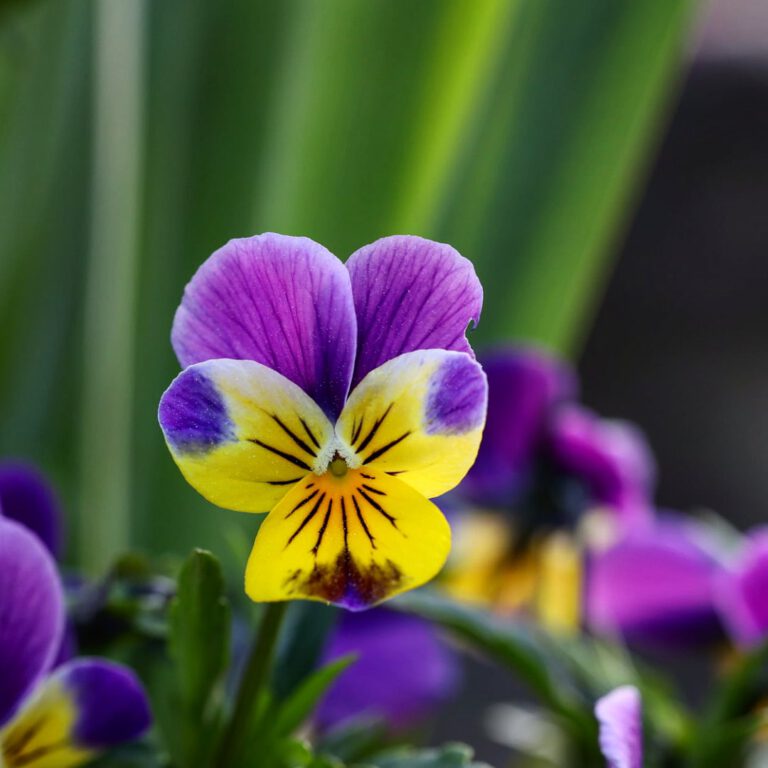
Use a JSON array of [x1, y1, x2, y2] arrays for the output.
[[215, 602, 288, 767]]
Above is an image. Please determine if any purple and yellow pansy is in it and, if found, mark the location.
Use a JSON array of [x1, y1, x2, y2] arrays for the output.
[[159, 234, 488, 610], [444, 347, 655, 631], [0, 515, 150, 767]]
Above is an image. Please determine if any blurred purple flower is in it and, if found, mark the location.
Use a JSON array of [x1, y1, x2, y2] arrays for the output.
[[717, 528, 768, 647], [317, 608, 459, 731], [595, 686, 643, 768], [0, 461, 62, 558], [446, 347, 655, 629], [460, 346, 655, 533], [0, 516, 150, 766], [586, 515, 727, 649]]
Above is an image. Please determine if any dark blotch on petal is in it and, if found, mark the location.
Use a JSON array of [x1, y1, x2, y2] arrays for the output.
[[425, 354, 487, 436], [286, 552, 402, 611], [158, 368, 234, 453]]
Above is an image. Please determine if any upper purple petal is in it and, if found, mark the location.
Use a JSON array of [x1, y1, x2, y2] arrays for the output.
[[717, 529, 768, 647], [547, 405, 656, 525], [461, 347, 577, 504], [171, 233, 357, 419], [0, 461, 63, 558], [54, 658, 151, 748], [316, 608, 459, 731], [347, 235, 482, 388], [586, 516, 724, 648], [0, 517, 64, 728], [595, 686, 643, 768]]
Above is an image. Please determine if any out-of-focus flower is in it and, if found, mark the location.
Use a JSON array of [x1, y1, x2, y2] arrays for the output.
[[317, 608, 458, 731], [159, 234, 487, 610], [445, 347, 654, 632], [595, 686, 643, 768], [0, 461, 62, 557], [717, 529, 768, 647], [0, 516, 150, 767], [587, 515, 727, 648]]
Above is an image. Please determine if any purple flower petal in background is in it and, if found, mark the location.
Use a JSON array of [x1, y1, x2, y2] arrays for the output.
[[586, 516, 725, 648], [0, 517, 64, 728], [462, 347, 576, 504], [717, 528, 768, 647], [54, 659, 151, 748], [316, 608, 459, 731], [595, 686, 643, 768], [0, 461, 62, 558], [347, 235, 482, 389], [547, 405, 655, 526], [172, 233, 357, 419]]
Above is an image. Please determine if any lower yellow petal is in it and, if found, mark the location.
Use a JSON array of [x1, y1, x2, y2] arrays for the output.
[[2, 681, 93, 768], [245, 467, 450, 609]]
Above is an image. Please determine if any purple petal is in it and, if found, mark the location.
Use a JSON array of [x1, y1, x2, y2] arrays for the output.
[[347, 235, 482, 388], [547, 405, 655, 525], [461, 347, 577, 504], [0, 517, 64, 728], [595, 686, 642, 768], [316, 608, 459, 731], [172, 233, 357, 419], [54, 658, 151, 748], [586, 517, 724, 648], [0, 461, 62, 558], [717, 529, 768, 647]]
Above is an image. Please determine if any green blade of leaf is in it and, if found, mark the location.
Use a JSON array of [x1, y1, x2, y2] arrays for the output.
[[169, 549, 231, 710]]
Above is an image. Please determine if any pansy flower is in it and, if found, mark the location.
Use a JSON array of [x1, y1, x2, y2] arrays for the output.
[[595, 686, 643, 768], [159, 234, 487, 610], [587, 514, 728, 649], [316, 608, 458, 731], [444, 347, 654, 629], [0, 516, 150, 767]]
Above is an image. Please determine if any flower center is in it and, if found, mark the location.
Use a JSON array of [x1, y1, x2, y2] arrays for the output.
[[329, 456, 348, 478]]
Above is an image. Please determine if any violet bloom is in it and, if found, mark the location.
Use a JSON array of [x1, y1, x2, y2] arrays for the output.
[[717, 528, 768, 647], [317, 608, 458, 731], [446, 348, 654, 628], [158, 234, 488, 610], [0, 461, 62, 557], [0, 517, 150, 767], [595, 686, 643, 768], [586, 515, 726, 649]]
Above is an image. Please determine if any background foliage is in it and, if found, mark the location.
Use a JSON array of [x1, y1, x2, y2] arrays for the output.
[[0, 0, 697, 570]]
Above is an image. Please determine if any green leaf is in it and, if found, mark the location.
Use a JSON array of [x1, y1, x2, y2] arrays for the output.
[[271, 655, 356, 739], [393, 590, 600, 761], [367, 743, 493, 768], [168, 549, 231, 766]]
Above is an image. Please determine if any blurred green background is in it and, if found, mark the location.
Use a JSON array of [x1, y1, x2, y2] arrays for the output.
[[0, 0, 698, 572]]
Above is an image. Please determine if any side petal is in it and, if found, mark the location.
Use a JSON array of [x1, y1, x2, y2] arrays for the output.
[[347, 236, 482, 387], [462, 348, 577, 505], [317, 608, 458, 731], [717, 529, 768, 647], [337, 350, 488, 499], [245, 468, 451, 610], [158, 360, 334, 512], [0, 461, 62, 558], [172, 233, 356, 419], [586, 517, 724, 648], [595, 686, 643, 768], [547, 405, 656, 525], [0, 518, 63, 729], [1, 659, 150, 768]]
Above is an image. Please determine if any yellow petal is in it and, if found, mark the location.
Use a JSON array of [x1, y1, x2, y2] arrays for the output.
[[245, 467, 451, 609], [158, 360, 334, 512], [336, 350, 487, 498], [2, 680, 93, 768]]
